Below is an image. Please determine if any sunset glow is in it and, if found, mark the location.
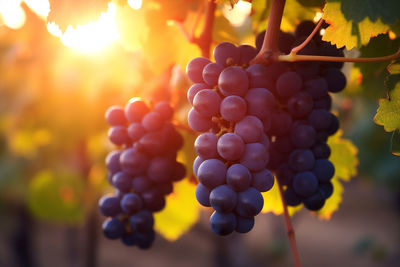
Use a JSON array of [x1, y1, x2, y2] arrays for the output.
[[47, 2, 120, 54]]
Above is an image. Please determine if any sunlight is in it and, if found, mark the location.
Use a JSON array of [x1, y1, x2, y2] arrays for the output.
[[24, 0, 50, 17], [222, 0, 252, 27], [128, 0, 142, 10], [0, 0, 26, 29], [47, 2, 120, 54]]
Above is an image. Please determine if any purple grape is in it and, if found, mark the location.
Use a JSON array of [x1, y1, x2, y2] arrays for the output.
[[112, 172, 132, 192], [246, 64, 275, 89], [210, 211, 237, 236], [217, 133, 245, 161], [108, 126, 129, 146], [125, 98, 150, 122], [226, 164, 252, 192], [313, 159, 335, 182], [213, 42, 240, 67], [235, 216, 254, 233], [304, 78, 328, 99], [127, 122, 145, 141], [236, 187, 264, 218], [210, 185, 238, 213], [252, 169, 274, 192], [234, 116, 263, 143], [132, 176, 153, 193], [287, 91, 314, 118], [193, 89, 221, 117], [120, 148, 149, 176], [196, 183, 211, 207], [197, 159, 227, 189], [121, 193, 143, 214], [106, 150, 121, 174], [202, 63, 224, 86], [142, 112, 163, 131], [220, 95, 247, 122], [103, 218, 124, 239], [105, 105, 127, 126], [291, 124, 316, 149], [186, 57, 211, 83], [187, 108, 213, 132], [240, 143, 269, 172], [292, 171, 318, 197], [154, 101, 174, 120], [289, 149, 315, 172], [99, 195, 121, 217], [245, 88, 276, 119], [147, 157, 173, 183], [218, 66, 249, 97], [187, 83, 208, 105], [238, 44, 257, 66], [193, 156, 204, 177], [276, 71, 303, 98]]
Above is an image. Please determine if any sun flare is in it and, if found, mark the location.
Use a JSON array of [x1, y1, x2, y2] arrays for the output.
[[47, 2, 120, 54]]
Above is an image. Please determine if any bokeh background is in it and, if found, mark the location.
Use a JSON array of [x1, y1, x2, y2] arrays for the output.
[[0, 1, 399, 267]]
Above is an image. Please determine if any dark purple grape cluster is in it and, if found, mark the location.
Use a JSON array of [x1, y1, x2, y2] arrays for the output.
[[186, 42, 275, 236], [100, 98, 186, 249], [255, 21, 345, 211]]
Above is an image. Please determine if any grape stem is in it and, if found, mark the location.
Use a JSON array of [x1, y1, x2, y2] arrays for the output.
[[176, 0, 216, 59], [290, 19, 324, 54], [279, 48, 400, 63], [250, 0, 286, 65], [277, 180, 302, 267]]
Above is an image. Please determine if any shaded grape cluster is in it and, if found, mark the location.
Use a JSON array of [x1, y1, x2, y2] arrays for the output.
[[100, 98, 186, 248], [256, 21, 345, 211], [186, 42, 275, 235]]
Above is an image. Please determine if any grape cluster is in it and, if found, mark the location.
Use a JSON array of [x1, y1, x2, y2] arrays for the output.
[[186, 42, 275, 235], [100, 98, 186, 248], [256, 21, 345, 211]]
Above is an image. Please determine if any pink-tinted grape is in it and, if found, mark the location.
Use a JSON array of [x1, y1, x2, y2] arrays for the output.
[[220, 95, 247, 122], [217, 133, 245, 161]]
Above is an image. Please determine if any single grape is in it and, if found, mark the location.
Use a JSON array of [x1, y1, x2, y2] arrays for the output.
[[195, 132, 218, 159], [213, 42, 240, 66], [186, 57, 211, 83], [187, 108, 213, 132], [240, 143, 269, 172], [236, 187, 264, 218], [132, 176, 153, 193], [209, 211, 237, 236], [246, 64, 274, 89], [268, 111, 293, 136], [105, 105, 127, 126], [108, 126, 129, 146], [303, 190, 325, 211], [220, 95, 247, 122], [245, 88, 276, 119], [226, 164, 252, 192], [141, 189, 166, 212], [251, 169, 274, 192], [304, 78, 328, 99], [196, 183, 211, 207], [106, 150, 121, 175], [112, 172, 132, 192], [217, 133, 245, 161], [202, 62, 224, 86], [218, 66, 249, 97], [99, 195, 121, 217], [313, 94, 332, 110], [234, 116, 263, 143], [291, 124, 316, 149], [154, 101, 174, 121], [121, 233, 136, 246], [137, 131, 166, 156], [308, 109, 332, 131], [102, 218, 124, 239], [135, 230, 156, 250], [193, 156, 204, 177], [327, 114, 339, 135], [320, 42, 344, 69], [289, 149, 315, 172], [276, 163, 294, 186], [197, 159, 227, 189], [142, 112, 163, 131], [323, 68, 346, 93], [287, 91, 313, 118], [125, 98, 150, 122], [319, 182, 334, 199], [210, 185, 238, 213], [312, 142, 331, 159], [276, 71, 303, 98], [278, 31, 296, 54], [127, 122, 145, 142], [292, 171, 319, 197], [238, 44, 258, 66], [121, 193, 143, 214], [130, 210, 154, 233], [193, 89, 221, 117], [313, 159, 335, 182]]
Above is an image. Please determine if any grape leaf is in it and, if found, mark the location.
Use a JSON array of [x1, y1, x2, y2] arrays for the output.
[[317, 130, 359, 219], [261, 180, 302, 215], [281, 0, 320, 32], [296, 0, 325, 8], [48, 0, 110, 31], [322, 0, 400, 49], [374, 81, 400, 155], [154, 179, 199, 241], [28, 169, 85, 224]]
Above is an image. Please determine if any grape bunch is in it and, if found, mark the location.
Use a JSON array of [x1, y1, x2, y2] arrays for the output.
[[186, 42, 275, 235], [256, 21, 345, 211], [100, 98, 186, 249]]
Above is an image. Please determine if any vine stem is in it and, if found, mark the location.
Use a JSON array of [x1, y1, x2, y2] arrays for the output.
[[176, 0, 216, 59], [250, 0, 286, 65], [279, 48, 400, 63], [291, 19, 324, 54], [277, 180, 302, 267]]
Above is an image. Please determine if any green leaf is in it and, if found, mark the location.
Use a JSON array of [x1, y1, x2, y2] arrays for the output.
[[296, 0, 325, 8], [154, 179, 199, 241], [375, 81, 400, 133], [391, 129, 400, 156], [28, 169, 85, 224], [322, 0, 400, 49], [48, 0, 110, 31]]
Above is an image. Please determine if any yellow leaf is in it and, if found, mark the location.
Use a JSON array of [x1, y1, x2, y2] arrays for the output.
[[327, 130, 359, 182], [154, 179, 199, 241]]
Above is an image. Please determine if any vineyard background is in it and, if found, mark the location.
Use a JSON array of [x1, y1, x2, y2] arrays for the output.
[[0, 0, 400, 266]]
